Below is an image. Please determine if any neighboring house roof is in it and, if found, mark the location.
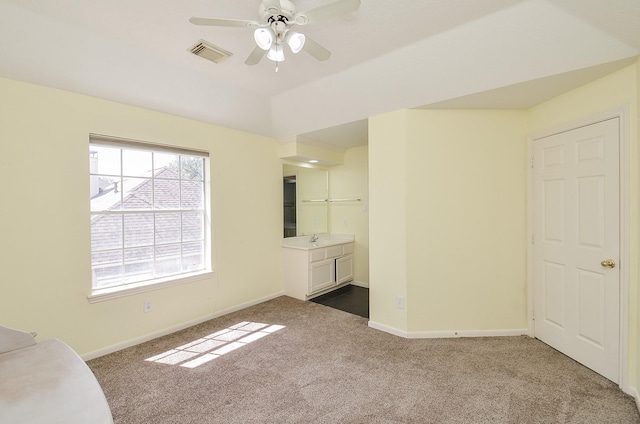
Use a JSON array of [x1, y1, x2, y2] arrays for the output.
[[90, 167, 204, 253]]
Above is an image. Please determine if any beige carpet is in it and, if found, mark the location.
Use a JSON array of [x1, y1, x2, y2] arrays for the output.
[[88, 296, 640, 423]]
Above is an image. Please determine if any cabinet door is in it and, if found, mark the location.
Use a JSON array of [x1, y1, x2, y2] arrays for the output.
[[336, 254, 354, 284], [309, 259, 335, 295]]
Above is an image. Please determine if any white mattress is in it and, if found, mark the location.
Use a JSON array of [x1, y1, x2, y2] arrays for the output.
[[0, 338, 113, 424]]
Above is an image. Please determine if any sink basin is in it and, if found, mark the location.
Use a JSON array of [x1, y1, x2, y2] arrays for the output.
[[309, 239, 337, 247]]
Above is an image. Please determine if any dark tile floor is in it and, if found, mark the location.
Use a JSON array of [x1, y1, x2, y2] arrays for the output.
[[310, 284, 369, 318]]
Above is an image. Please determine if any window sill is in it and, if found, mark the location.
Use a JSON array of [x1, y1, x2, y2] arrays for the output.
[[87, 270, 214, 303]]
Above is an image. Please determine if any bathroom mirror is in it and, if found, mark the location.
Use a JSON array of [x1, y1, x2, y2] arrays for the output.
[[283, 164, 328, 237]]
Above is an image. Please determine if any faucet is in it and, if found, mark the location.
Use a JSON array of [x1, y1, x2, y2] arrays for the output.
[[309, 234, 318, 243]]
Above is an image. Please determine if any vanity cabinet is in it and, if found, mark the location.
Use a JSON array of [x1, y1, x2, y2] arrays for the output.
[[283, 241, 354, 300]]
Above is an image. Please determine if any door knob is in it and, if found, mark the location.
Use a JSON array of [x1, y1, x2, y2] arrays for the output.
[[600, 259, 616, 269]]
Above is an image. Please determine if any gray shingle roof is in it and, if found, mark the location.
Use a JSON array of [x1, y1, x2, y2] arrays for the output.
[[90, 167, 205, 287]]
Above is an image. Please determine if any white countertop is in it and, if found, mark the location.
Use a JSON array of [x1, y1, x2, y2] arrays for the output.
[[281, 234, 354, 250]]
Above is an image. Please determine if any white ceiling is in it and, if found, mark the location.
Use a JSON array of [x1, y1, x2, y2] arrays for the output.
[[0, 0, 638, 149]]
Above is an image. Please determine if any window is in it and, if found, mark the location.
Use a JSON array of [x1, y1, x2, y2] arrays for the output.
[[89, 134, 210, 297]]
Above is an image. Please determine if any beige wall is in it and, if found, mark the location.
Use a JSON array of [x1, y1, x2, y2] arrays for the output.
[[528, 61, 639, 393], [368, 109, 528, 334], [405, 109, 528, 333], [369, 110, 409, 331], [329, 145, 369, 285], [0, 77, 283, 358]]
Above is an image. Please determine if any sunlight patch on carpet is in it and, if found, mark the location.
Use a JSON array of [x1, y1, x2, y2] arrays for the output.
[[145, 322, 285, 368]]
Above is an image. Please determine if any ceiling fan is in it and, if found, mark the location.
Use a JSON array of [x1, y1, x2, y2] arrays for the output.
[[190, 0, 361, 68]]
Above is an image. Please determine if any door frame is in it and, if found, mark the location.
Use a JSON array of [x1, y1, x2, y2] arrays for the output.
[[527, 106, 630, 390]]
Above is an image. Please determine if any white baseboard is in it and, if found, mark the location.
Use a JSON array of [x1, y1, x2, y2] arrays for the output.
[[350, 280, 369, 288], [623, 385, 640, 414], [213, 291, 285, 317], [407, 328, 528, 339], [368, 321, 527, 339], [368, 321, 409, 338], [82, 291, 285, 361]]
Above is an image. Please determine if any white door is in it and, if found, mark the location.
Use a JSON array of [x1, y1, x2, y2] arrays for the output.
[[532, 118, 620, 383]]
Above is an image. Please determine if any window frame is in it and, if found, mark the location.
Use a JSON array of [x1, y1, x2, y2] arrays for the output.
[[87, 134, 213, 303]]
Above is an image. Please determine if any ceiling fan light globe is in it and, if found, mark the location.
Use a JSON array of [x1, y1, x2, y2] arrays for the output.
[[267, 45, 285, 62], [285, 31, 306, 54], [254, 28, 274, 50]]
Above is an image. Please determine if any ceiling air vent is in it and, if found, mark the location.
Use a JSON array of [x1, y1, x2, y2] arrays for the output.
[[189, 40, 233, 64]]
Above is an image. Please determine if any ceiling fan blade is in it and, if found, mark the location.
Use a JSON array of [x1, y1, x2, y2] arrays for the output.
[[262, 0, 282, 15], [245, 46, 267, 65], [189, 17, 259, 28], [294, 0, 360, 25], [302, 36, 331, 61]]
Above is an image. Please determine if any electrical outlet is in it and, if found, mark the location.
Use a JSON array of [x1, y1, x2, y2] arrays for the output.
[[343, 218, 348, 226], [143, 300, 152, 313], [396, 296, 405, 309]]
